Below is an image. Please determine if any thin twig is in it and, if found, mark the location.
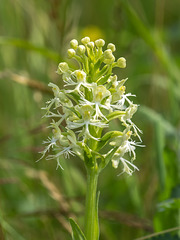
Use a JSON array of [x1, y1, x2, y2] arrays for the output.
[[18, 207, 153, 233], [0, 71, 53, 95], [134, 226, 180, 240], [100, 210, 153, 232], [25, 169, 75, 233]]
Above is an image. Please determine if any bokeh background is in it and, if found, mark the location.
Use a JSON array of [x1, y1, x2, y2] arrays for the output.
[[0, 0, 180, 239]]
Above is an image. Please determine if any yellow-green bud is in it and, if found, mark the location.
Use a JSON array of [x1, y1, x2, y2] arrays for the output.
[[104, 49, 114, 59], [95, 39, 105, 47], [81, 37, 90, 45], [76, 45, 86, 55], [103, 56, 115, 65], [117, 57, 126, 68], [107, 43, 116, 52], [87, 41, 95, 48], [70, 39, 78, 49], [67, 48, 76, 58]]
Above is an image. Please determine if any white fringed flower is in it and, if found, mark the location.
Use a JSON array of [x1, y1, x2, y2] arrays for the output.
[[40, 37, 143, 174]]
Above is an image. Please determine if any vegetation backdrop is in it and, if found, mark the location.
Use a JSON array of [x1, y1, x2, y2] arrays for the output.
[[0, 0, 179, 239]]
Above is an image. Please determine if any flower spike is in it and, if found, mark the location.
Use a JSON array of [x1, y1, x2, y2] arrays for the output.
[[40, 37, 143, 175]]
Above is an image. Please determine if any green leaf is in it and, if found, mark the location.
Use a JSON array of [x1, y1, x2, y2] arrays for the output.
[[95, 65, 108, 80], [157, 198, 180, 211], [84, 86, 93, 102], [121, 0, 180, 86], [63, 106, 81, 118], [106, 111, 125, 122], [97, 73, 111, 85], [139, 106, 176, 136], [84, 144, 94, 168], [154, 121, 166, 190], [100, 147, 118, 169], [66, 92, 81, 104], [96, 131, 123, 151], [0, 212, 26, 240], [0, 37, 61, 62], [95, 191, 100, 240], [94, 59, 102, 72], [92, 150, 105, 168], [69, 218, 87, 240]]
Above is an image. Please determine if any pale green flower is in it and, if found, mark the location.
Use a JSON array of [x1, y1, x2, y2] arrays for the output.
[[79, 84, 111, 119], [111, 79, 127, 103], [109, 130, 142, 175], [67, 105, 108, 140]]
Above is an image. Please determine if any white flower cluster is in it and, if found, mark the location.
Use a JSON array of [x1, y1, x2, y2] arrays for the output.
[[40, 37, 143, 175]]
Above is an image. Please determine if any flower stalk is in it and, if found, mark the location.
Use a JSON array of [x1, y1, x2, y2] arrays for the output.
[[85, 165, 99, 240]]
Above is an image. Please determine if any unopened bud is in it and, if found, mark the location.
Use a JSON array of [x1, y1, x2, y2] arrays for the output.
[[87, 41, 95, 48], [117, 57, 126, 68], [67, 48, 76, 58], [76, 45, 86, 55], [103, 56, 115, 65], [104, 49, 114, 59], [107, 43, 116, 52], [57, 62, 69, 74], [95, 39, 105, 47], [81, 37, 90, 45], [70, 39, 78, 49]]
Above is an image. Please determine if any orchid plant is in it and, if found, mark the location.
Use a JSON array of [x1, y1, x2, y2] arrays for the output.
[[40, 37, 143, 240]]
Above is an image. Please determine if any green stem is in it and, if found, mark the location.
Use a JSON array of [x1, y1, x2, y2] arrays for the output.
[[84, 166, 99, 240]]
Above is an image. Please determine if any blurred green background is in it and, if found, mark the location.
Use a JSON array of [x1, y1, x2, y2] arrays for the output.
[[0, 0, 180, 239]]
